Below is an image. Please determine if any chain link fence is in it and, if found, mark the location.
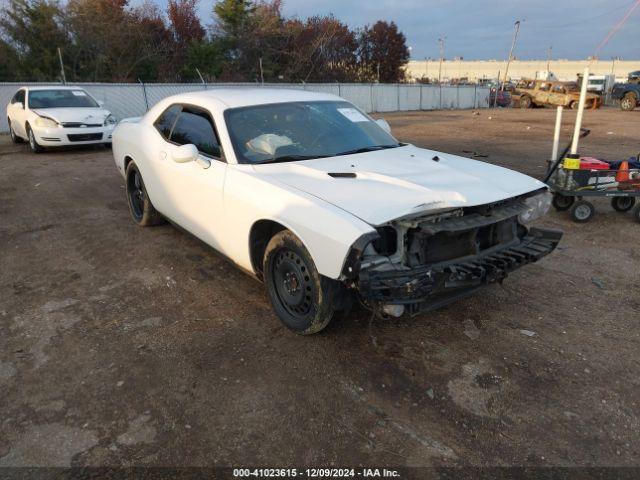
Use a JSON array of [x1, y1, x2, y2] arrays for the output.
[[1, 82, 490, 133]]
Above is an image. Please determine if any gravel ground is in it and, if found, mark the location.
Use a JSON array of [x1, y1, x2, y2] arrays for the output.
[[0, 107, 639, 470]]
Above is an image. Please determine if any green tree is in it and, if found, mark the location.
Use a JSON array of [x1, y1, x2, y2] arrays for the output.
[[0, 0, 70, 81], [0, 39, 21, 80]]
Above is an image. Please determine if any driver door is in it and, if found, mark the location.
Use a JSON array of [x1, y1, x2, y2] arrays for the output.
[[152, 104, 227, 250]]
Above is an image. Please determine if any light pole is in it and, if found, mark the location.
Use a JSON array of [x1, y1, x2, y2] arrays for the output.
[[438, 36, 446, 85], [502, 20, 521, 91], [546, 45, 552, 73]]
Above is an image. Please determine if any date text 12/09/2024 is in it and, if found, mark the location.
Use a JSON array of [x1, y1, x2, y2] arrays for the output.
[[233, 468, 401, 478]]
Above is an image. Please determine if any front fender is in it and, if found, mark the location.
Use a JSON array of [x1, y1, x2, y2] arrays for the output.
[[222, 165, 376, 279]]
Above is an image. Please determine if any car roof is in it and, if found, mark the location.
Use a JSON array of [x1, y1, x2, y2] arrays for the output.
[[24, 86, 87, 91], [171, 88, 343, 109]]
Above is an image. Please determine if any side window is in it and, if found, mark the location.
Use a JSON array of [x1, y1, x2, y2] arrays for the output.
[[12, 90, 25, 105], [154, 105, 181, 140], [170, 107, 221, 158]]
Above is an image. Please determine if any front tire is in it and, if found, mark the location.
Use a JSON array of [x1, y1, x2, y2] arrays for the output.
[[263, 230, 336, 335], [26, 124, 42, 153], [125, 162, 164, 226], [8, 119, 23, 144]]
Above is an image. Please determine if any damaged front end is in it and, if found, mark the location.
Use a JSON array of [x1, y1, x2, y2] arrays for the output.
[[342, 190, 562, 317]]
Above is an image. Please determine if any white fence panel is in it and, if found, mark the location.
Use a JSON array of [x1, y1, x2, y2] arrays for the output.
[[339, 84, 373, 113], [303, 84, 341, 96], [457, 86, 477, 109], [372, 84, 398, 112], [440, 86, 459, 109], [420, 86, 440, 110], [398, 85, 421, 111]]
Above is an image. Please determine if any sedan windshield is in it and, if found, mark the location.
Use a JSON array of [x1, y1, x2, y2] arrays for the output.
[[28, 89, 99, 109], [224, 101, 400, 164]]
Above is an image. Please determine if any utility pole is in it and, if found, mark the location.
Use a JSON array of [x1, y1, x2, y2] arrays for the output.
[[502, 20, 521, 91], [259, 57, 264, 85], [546, 45, 552, 72], [57, 47, 66, 85], [425, 57, 428, 80], [438, 37, 446, 84], [377, 63, 380, 83]]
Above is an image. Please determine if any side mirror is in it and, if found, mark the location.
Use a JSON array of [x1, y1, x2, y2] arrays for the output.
[[97, 100, 105, 107], [172, 144, 199, 163], [376, 118, 391, 134], [17, 102, 24, 109]]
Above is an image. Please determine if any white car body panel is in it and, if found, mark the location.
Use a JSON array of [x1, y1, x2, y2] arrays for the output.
[[5, 86, 116, 146], [112, 88, 547, 280]]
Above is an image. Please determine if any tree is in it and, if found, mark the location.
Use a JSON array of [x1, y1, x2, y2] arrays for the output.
[[0, 39, 20, 80], [168, 0, 205, 48], [282, 15, 358, 82], [65, 0, 171, 81], [0, 0, 70, 81], [358, 20, 409, 82]]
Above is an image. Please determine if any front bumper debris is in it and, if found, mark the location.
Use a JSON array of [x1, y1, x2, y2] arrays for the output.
[[358, 227, 562, 315]]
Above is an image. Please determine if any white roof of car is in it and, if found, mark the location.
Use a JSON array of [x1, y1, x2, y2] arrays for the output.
[[24, 85, 86, 91], [173, 88, 342, 109]]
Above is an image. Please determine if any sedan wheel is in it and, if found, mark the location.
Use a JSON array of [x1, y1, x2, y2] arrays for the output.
[[125, 162, 164, 226], [263, 230, 336, 335], [27, 125, 42, 153], [8, 121, 23, 144]]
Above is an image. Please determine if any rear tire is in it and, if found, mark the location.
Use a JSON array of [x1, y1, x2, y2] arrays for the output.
[[569, 101, 579, 110], [552, 193, 575, 211], [263, 230, 336, 335], [125, 161, 164, 226], [620, 93, 636, 111], [8, 119, 23, 144], [26, 124, 42, 153], [611, 197, 635, 212], [570, 200, 595, 223]]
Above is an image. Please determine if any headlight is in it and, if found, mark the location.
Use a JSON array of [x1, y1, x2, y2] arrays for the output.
[[34, 116, 59, 128], [518, 191, 552, 224], [104, 114, 117, 126]]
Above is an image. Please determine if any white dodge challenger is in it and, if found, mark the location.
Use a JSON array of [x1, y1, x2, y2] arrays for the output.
[[112, 89, 561, 334], [6, 86, 117, 152]]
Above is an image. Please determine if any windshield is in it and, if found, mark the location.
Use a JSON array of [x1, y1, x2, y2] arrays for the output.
[[28, 89, 99, 109], [224, 101, 400, 164]]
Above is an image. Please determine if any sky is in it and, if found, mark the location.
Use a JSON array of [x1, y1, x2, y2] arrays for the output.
[[177, 0, 640, 60]]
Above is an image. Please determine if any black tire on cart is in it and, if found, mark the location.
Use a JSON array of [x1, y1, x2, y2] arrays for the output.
[[552, 193, 575, 211], [632, 204, 640, 224], [570, 200, 595, 223], [611, 197, 636, 212]]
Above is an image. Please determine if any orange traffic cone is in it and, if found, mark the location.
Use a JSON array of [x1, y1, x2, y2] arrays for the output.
[[616, 160, 630, 182]]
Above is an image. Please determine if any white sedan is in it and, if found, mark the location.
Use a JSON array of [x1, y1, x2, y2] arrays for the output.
[[6, 86, 117, 152], [112, 89, 561, 334]]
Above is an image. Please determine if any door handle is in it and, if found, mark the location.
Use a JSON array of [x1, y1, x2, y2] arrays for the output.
[[196, 157, 211, 169]]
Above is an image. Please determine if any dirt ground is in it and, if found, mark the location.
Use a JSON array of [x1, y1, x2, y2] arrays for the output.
[[1, 107, 639, 471]]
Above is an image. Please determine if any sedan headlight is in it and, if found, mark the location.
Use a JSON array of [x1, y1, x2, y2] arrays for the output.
[[104, 114, 117, 126], [34, 116, 59, 128], [518, 191, 552, 224]]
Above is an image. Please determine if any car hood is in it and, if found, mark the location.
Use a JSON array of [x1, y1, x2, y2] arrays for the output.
[[253, 144, 546, 226], [33, 108, 111, 124]]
